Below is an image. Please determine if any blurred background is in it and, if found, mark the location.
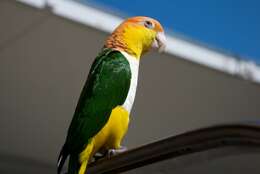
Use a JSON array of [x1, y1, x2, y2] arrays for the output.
[[0, 0, 260, 173]]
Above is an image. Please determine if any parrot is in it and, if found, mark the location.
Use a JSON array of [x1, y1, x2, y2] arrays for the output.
[[57, 16, 166, 174]]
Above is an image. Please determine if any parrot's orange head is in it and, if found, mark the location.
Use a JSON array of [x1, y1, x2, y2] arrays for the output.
[[105, 16, 166, 59]]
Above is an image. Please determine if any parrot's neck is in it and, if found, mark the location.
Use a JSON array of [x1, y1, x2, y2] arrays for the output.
[[105, 34, 141, 59], [105, 25, 155, 59]]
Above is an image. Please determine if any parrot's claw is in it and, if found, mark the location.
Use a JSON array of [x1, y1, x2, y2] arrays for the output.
[[92, 152, 106, 162], [107, 146, 128, 158], [107, 149, 116, 158]]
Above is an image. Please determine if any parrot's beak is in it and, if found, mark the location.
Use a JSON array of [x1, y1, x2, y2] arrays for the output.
[[152, 32, 166, 52]]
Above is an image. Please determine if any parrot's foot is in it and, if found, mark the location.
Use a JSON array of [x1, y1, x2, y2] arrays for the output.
[[92, 146, 128, 162], [107, 146, 128, 158], [92, 152, 105, 162]]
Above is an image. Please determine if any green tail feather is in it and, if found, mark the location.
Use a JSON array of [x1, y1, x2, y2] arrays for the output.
[[68, 154, 80, 174]]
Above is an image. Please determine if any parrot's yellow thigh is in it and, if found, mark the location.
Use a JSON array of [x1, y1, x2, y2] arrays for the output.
[[106, 106, 130, 148], [93, 106, 130, 151]]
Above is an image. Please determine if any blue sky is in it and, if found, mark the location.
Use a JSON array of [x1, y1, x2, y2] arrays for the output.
[[82, 0, 260, 63]]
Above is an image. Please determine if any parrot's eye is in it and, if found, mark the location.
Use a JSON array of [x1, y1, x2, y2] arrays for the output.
[[144, 20, 154, 29]]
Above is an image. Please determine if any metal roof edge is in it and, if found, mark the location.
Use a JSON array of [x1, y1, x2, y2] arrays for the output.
[[17, 0, 260, 84]]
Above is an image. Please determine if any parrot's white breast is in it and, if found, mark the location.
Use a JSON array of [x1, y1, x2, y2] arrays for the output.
[[121, 51, 139, 113]]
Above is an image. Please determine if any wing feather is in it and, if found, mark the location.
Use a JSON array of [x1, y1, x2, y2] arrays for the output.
[[66, 49, 131, 153]]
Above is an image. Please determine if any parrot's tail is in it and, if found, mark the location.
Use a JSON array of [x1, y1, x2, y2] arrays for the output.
[[57, 143, 69, 174], [68, 154, 80, 174]]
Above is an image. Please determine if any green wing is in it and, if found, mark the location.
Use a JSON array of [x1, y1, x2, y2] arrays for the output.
[[66, 48, 131, 154]]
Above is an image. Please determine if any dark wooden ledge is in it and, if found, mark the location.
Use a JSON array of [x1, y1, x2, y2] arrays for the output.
[[87, 123, 260, 174]]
